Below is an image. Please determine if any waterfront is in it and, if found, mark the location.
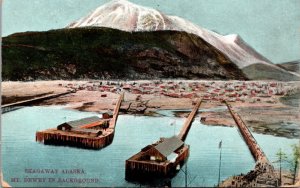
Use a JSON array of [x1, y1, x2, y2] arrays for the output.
[[1, 106, 298, 187], [3, 80, 300, 139]]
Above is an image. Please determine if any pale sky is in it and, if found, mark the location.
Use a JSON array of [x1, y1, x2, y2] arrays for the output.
[[2, 0, 300, 63]]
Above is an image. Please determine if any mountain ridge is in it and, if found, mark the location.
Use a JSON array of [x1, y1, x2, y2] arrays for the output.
[[66, 0, 299, 81], [2, 27, 247, 81], [66, 0, 272, 69]]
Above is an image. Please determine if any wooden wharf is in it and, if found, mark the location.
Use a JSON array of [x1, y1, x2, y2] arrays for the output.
[[178, 99, 202, 141], [125, 98, 202, 184], [36, 93, 124, 149], [225, 101, 268, 162], [223, 101, 278, 187], [109, 92, 124, 129]]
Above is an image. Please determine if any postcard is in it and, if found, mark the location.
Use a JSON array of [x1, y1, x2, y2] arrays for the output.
[[1, 0, 299, 187]]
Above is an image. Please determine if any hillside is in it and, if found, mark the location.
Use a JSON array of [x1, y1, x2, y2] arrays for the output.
[[242, 63, 300, 81], [277, 60, 300, 73], [2, 27, 247, 81]]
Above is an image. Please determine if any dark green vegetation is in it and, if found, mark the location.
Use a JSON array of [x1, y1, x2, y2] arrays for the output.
[[2, 27, 247, 80]]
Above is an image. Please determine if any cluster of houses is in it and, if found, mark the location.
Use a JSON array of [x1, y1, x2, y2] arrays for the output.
[[201, 82, 287, 103], [58, 80, 298, 103]]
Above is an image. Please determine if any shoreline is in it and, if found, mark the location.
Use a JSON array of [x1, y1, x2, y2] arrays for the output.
[[2, 80, 300, 139]]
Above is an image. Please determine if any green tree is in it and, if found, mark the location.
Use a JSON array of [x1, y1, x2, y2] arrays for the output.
[[290, 144, 300, 184], [274, 148, 287, 185]]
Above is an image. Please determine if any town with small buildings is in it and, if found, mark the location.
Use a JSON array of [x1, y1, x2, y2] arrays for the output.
[[60, 80, 298, 104]]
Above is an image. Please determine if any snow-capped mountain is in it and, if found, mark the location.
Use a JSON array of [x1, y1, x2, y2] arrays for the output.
[[68, 0, 300, 80]]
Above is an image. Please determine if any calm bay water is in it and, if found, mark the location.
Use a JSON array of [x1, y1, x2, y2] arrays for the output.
[[1, 106, 298, 187]]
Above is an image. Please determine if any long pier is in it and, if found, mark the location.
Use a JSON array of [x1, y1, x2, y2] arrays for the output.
[[222, 102, 278, 187], [177, 99, 202, 141], [225, 101, 267, 162], [2, 91, 72, 113], [109, 92, 124, 129]]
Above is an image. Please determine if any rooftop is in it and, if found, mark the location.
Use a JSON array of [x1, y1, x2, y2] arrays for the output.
[[154, 136, 184, 158], [72, 128, 102, 134], [65, 116, 101, 127]]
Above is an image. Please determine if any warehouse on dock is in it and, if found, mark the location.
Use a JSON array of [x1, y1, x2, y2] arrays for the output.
[[57, 116, 102, 131], [36, 93, 124, 150], [146, 136, 184, 162]]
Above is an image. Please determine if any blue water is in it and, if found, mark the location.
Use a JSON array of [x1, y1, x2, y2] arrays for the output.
[[1, 107, 298, 187]]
